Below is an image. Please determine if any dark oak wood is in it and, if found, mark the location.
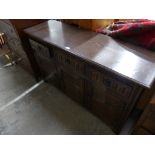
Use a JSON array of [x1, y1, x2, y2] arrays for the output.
[[73, 34, 155, 88], [22, 20, 155, 134], [24, 20, 155, 89], [24, 20, 97, 51]]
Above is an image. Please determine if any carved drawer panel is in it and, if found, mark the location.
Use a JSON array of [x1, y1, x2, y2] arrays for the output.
[[53, 47, 84, 74], [86, 66, 133, 101]]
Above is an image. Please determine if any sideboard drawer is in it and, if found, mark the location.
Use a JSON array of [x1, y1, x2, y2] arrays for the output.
[[53, 47, 84, 75], [86, 66, 133, 100]]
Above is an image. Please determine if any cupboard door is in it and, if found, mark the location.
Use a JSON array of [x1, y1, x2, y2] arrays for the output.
[[86, 66, 137, 133], [29, 39, 51, 59], [29, 39, 56, 78], [90, 81, 127, 130], [60, 70, 84, 105]]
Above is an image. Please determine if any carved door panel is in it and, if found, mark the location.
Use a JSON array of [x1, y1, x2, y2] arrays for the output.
[[59, 70, 84, 105], [86, 66, 138, 132]]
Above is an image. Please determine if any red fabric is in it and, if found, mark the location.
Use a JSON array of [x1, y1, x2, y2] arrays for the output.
[[96, 19, 155, 51]]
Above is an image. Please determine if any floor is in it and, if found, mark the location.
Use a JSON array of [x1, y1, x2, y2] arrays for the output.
[[0, 65, 114, 135]]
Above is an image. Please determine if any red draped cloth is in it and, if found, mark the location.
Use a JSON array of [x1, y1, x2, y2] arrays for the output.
[[96, 19, 155, 51]]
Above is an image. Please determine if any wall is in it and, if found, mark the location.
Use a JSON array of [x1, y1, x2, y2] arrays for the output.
[[92, 19, 114, 31], [62, 19, 114, 31]]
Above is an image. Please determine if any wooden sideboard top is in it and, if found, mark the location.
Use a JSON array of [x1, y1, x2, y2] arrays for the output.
[[73, 34, 155, 88], [24, 20, 97, 50], [24, 20, 155, 88]]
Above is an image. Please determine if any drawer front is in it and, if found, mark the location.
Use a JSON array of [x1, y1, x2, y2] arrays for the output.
[[54, 47, 84, 75], [29, 39, 51, 59], [86, 66, 134, 100]]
